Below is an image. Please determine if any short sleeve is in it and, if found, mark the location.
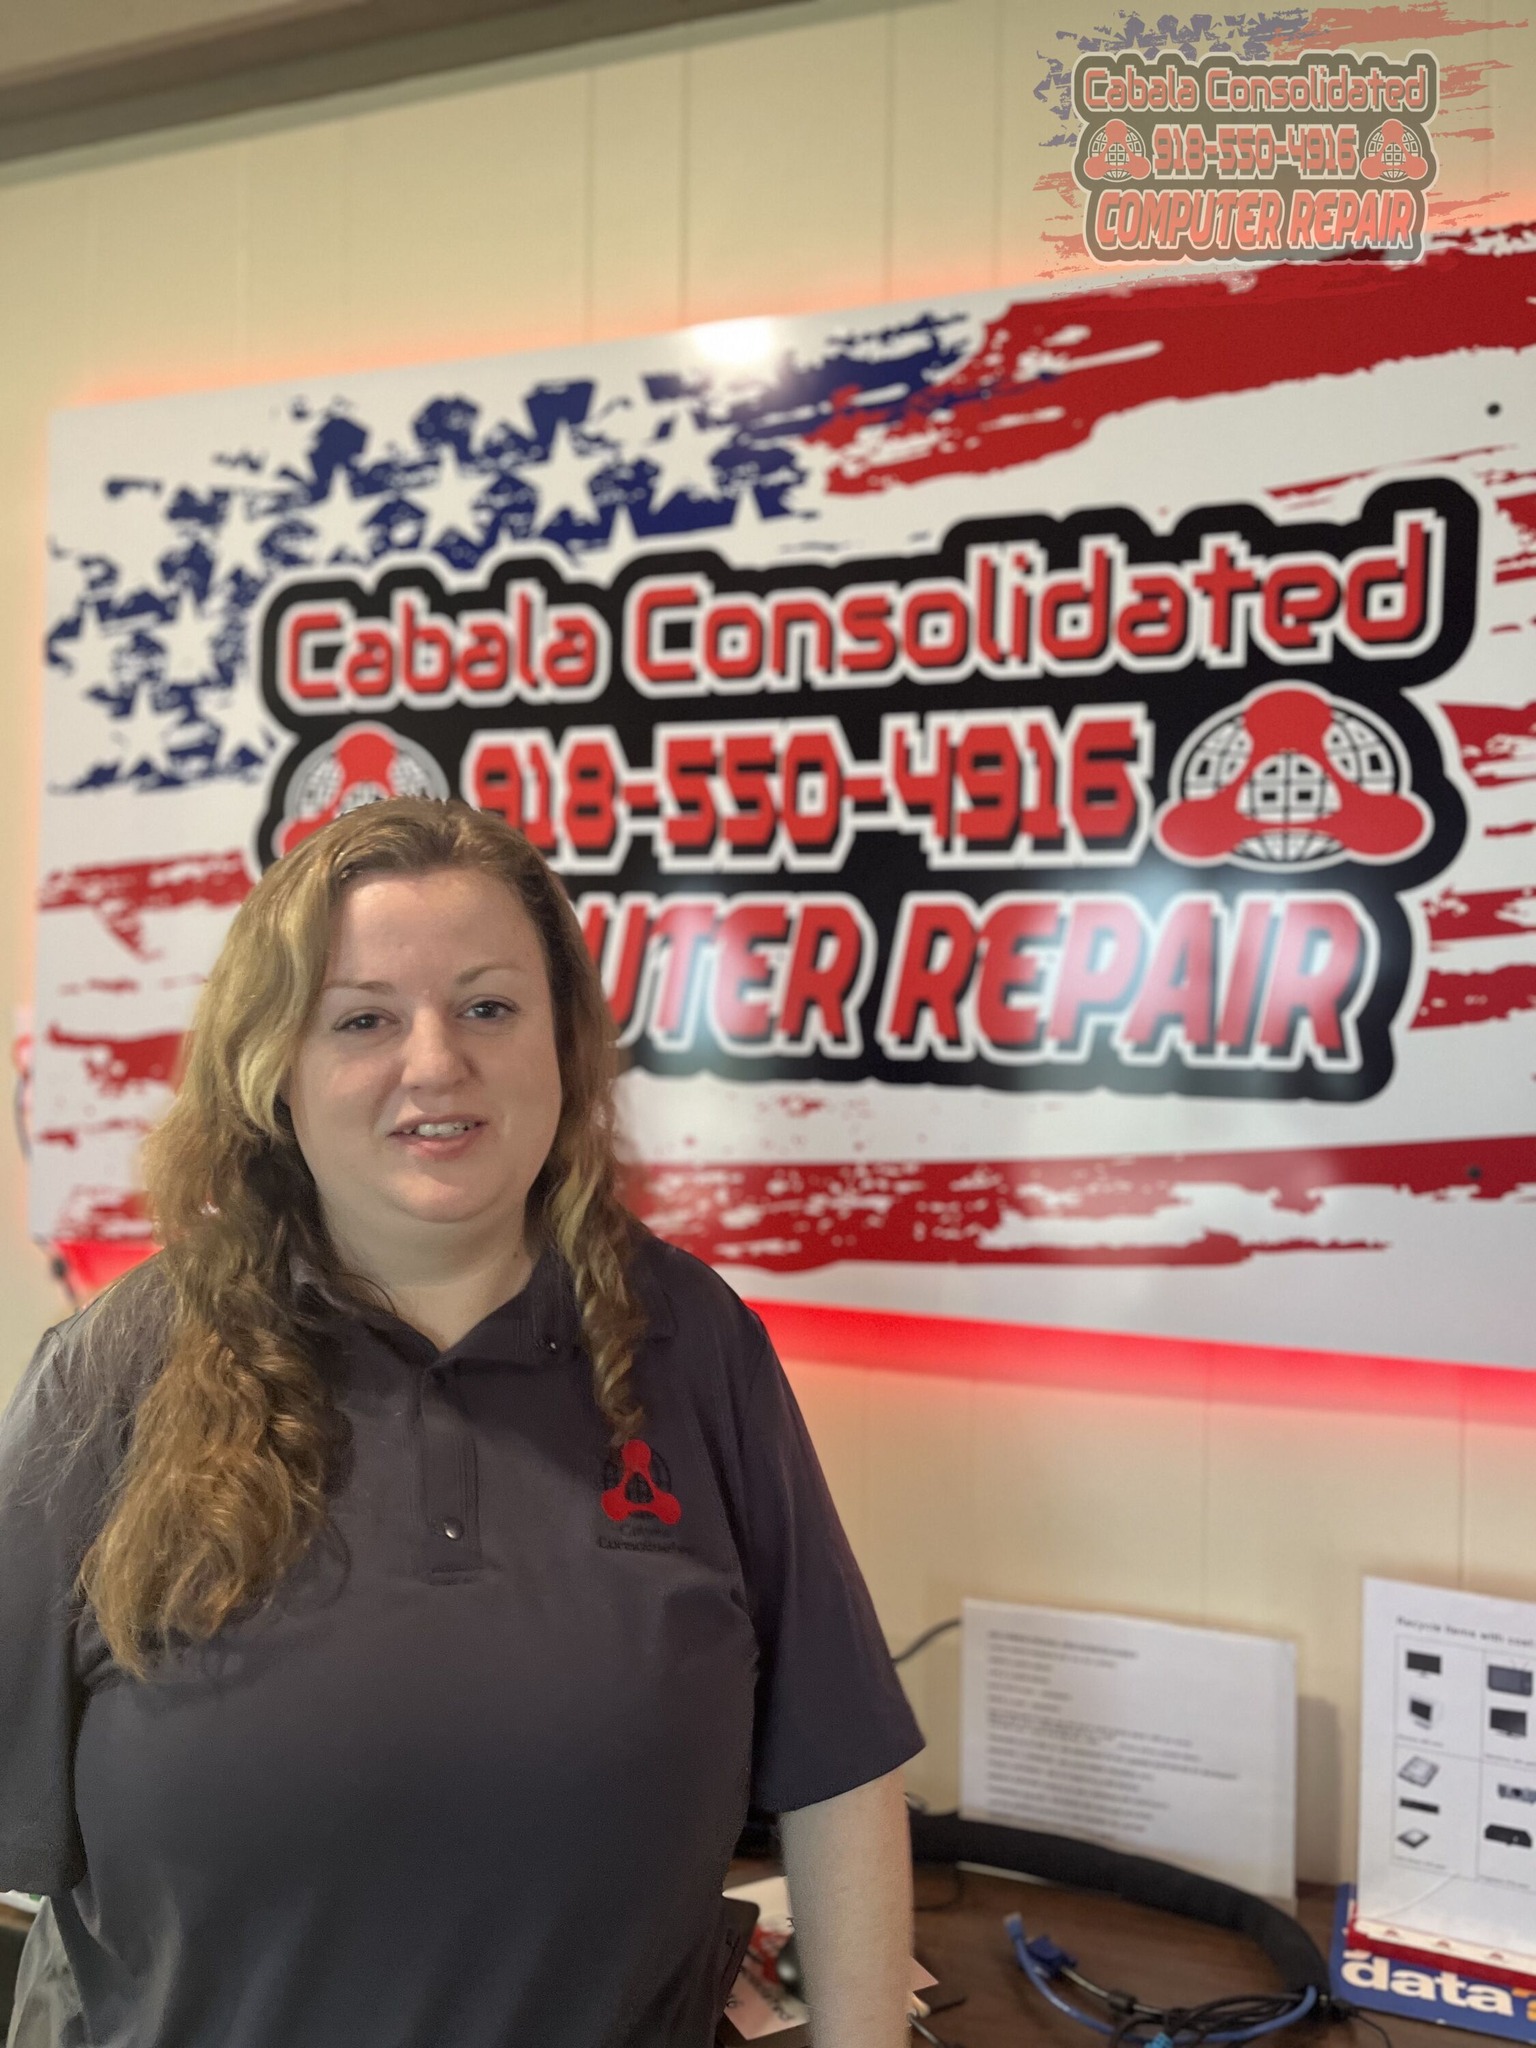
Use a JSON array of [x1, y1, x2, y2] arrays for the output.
[[0, 1329, 92, 1895], [733, 1320, 925, 1815]]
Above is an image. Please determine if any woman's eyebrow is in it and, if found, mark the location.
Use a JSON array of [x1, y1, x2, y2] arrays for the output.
[[321, 961, 532, 995]]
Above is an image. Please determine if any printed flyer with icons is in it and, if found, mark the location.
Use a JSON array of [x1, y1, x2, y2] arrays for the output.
[[1358, 1578, 1536, 1970]]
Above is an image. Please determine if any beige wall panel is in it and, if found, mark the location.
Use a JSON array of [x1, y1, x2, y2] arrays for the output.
[[1489, 30, 1536, 209], [339, 67, 591, 363], [1427, 22, 1495, 234], [851, 1367, 978, 1629], [836, 1374, 1210, 1813], [1204, 1402, 1464, 1883], [845, 1366, 978, 1809], [240, 119, 351, 373], [0, 427, 92, 1376], [893, 1620, 955, 1810], [889, 0, 1000, 301], [1461, 1419, 1536, 1602], [683, 10, 891, 322], [995, 0, 1081, 286], [782, 1355, 872, 1560], [589, 50, 685, 342], [89, 141, 248, 392], [0, 172, 117, 1381], [0, 170, 101, 398], [973, 1379, 1208, 1615]]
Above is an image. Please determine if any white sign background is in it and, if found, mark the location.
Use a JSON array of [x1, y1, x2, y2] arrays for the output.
[[35, 229, 1536, 1367]]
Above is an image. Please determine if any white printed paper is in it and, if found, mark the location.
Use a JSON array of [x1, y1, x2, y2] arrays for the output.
[[959, 1597, 1296, 1901], [1358, 1577, 1536, 1964]]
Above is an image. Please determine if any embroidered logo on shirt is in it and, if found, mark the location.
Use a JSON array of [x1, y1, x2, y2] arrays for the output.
[[597, 1440, 682, 1552]]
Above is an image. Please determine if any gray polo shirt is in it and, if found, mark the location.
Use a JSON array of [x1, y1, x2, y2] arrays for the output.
[[0, 1234, 923, 2048]]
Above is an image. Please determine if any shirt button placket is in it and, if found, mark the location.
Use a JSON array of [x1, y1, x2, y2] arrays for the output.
[[419, 1362, 477, 1572]]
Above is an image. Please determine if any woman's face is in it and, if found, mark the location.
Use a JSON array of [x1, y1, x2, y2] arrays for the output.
[[285, 867, 563, 1266]]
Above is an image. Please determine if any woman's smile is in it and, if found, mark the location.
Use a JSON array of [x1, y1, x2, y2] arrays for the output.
[[388, 1116, 489, 1161]]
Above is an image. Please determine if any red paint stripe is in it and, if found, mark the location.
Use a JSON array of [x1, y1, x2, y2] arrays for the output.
[[1440, 57, 1512, 99], [1442, 700, 1536, 785], [751, 1298, 1536, 1421], [1494, 486, 1536, 583], [1414, 962, 1536, 1026], [46, 1026, 183, 1093], [631, 1136, 1535, 1271], [50, 1239, 1536, 1413], [1429, 190, 1513, 222], [38, 850, 253, 956], [51, 1193, 152, 1245], [51, 1240, 157, 1297], [1269, 465, 1384, 499], [1270, 4, 1527, 57], [1424, 884, 1536, 942], [1268, 443, 1506, 501], [818, 236, 1536, 494]]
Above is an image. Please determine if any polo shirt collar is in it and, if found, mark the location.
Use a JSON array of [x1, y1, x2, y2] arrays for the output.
[[291, 1242, 582, 1369], [290, 1227, 677, 1364]]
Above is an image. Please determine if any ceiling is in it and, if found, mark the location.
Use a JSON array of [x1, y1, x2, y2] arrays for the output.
[[0, 0, 800, 163]]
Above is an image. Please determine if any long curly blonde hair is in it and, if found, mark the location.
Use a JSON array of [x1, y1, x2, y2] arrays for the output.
[[76, 797, 646, 1679]]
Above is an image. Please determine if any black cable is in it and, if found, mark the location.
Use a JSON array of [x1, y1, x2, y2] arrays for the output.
[[893, 1616, 960, 1666], [883, 1623, 1392, 2048], [913, 1813, 1331, 2001], [1339, 2009, 1393, 2048]]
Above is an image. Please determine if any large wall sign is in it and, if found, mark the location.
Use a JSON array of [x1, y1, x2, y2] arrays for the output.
[[35, 229, 1536, 1369], [1072, 48, 1440, 263]]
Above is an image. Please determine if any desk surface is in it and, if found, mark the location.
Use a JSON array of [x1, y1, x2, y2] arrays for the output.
[[0, 1875, 1488, 2048], [727, 1859, 1466, 2048]]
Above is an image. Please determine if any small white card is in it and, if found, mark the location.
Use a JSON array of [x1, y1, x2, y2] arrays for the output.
[[959, 1597, 1297, 1901], [1358, 1577, 1536, 1961], [718, 1875, 936, 2042]]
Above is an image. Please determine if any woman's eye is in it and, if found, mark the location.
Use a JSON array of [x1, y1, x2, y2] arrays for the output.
[[329, 1001, 513, 1031]]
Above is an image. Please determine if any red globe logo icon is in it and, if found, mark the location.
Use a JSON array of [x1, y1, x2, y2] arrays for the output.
[[1082, 119, 1151, 182], [1156, 685, 1432, 870], [276, 720, 449, 856], [1361, 120, 1429, 181]]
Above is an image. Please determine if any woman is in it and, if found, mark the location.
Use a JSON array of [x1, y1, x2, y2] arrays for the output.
[[0, 798, 923, 2048]]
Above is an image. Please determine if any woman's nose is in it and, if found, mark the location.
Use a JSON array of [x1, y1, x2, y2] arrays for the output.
[[398, 1010, 470, 1086]]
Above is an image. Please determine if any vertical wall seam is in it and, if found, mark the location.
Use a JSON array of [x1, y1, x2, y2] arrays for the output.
[[234, 139, 251, 374], [1457, 1394, 1470, 1589], [990, 0, 1005, 289], [677, 43, 692, 326], [882, 7, 897, 303], [583, 64, 596, 346], [1199, 1383, 1212, 1623]]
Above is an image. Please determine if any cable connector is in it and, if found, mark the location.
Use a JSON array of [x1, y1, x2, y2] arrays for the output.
[[1027, 1935, 1077, 1977], [1318, 1994, 1360, 2028]]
